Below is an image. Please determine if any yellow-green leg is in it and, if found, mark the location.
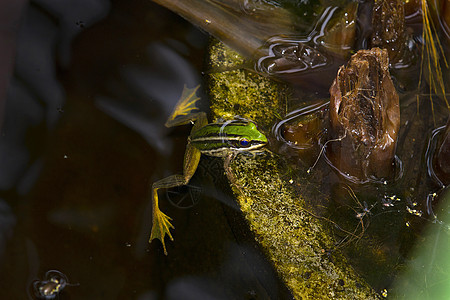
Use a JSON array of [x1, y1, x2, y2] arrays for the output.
[[150, 175, 186, 255], [150, 112, 207, 255]]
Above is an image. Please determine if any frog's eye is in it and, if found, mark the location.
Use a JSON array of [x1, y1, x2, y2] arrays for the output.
[[239, 138, 250, 147]]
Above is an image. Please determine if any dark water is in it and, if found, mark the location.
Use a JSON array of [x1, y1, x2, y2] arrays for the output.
[[0, 1, 293, 299], [1, 0, 450, 299]]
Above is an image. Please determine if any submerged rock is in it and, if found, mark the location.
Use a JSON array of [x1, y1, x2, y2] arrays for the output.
[[370, 0, 408, 65], [433, 117, 450, 186], [328, 48, 400, 183]]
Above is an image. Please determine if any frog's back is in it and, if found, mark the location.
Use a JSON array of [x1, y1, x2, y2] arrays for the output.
[[189, 121, 267, 157]]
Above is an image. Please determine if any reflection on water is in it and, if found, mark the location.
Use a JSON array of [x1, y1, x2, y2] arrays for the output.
[[0, 1, 292, 299], [95, 41, 203, 153], [256, 6, 340, 75]]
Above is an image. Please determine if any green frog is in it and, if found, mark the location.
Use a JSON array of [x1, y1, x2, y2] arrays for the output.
[[150, 85, 268, 254]]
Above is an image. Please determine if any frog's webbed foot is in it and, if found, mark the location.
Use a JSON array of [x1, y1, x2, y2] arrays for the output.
[[150, 205, 174, 255], [149, 176, 187, 255], [165, 85, 202, 128], [149, 148, 200, 254]]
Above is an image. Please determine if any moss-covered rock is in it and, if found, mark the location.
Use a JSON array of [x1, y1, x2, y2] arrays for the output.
[[206, 39, 285, 129], [206, 38, 381, 299]]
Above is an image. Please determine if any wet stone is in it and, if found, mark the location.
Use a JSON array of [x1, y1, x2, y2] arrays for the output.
[[433, 117, 450, 186], [370, 0, 408, 65], [328, 48, 400, 183]]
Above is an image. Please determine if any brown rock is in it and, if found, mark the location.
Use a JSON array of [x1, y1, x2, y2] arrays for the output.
[[328, 48, 400, 183]]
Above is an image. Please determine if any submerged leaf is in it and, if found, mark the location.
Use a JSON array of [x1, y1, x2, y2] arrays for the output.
[[152, 0, 298, 58]]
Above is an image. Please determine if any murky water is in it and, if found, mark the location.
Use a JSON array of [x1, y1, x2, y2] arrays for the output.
[[1, 0, 450, 299], [0, 1, 293, 299]]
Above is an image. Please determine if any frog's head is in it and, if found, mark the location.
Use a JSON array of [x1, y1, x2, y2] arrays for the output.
[[190, 120, 267, 156], [224, 121, 267, 151]]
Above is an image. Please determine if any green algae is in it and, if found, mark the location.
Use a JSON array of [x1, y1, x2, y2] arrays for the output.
[[206, 39, 285, 129], [206, 39, 381, 299]]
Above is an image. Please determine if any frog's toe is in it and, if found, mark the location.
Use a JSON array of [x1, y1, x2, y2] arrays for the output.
[[150, 209, 174, 255]]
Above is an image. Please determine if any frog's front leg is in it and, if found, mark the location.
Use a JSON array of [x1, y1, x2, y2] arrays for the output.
[[223, 152, 244, 192], [150, 143, 202, 255], [223, 149, 267, 193]]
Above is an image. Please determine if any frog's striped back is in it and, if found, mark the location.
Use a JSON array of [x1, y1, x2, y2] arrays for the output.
[[189, 121, 267, 157]]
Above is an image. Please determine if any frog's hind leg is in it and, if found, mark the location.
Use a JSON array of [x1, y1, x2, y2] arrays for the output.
[[165, 85, 203, 128], [150, 144, 202, 255], [189, 111, 208, 134], [150, 175, 185, 255], [151, 84, 206, 254]]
